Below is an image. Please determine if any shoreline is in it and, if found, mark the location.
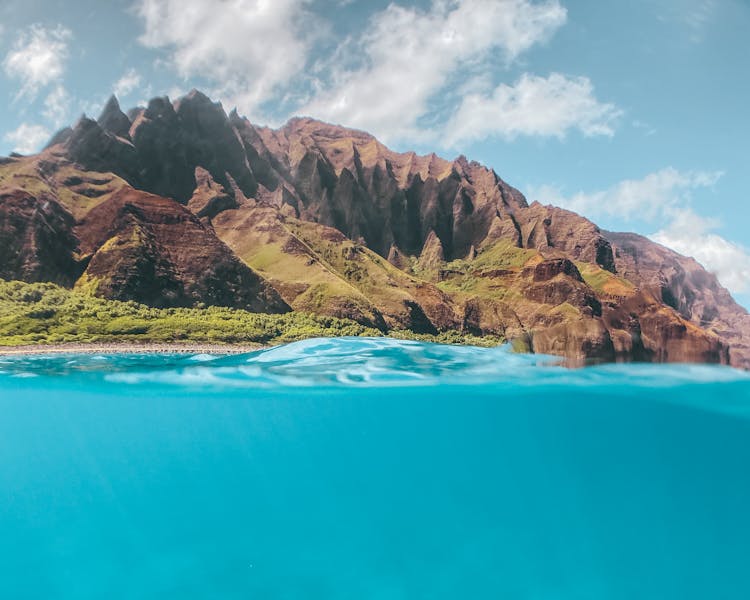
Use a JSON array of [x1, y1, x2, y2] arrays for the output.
[[0, 342, 267, 356]]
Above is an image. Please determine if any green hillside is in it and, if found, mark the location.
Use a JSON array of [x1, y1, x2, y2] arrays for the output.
[[0, 279, 501, 348]]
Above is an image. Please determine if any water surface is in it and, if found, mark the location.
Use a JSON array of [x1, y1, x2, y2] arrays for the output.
[[1, 338, 749, 599]]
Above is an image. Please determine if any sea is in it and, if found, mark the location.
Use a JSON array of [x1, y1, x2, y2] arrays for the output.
[[1, 337, 749, 599]]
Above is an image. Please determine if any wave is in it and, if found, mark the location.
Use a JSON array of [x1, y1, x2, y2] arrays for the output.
[[1, 337, 747, 391]]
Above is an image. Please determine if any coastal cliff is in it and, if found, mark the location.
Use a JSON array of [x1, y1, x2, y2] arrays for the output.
[[1, 90, 747, 366]]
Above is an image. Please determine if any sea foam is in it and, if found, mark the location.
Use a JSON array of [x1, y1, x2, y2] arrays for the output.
[[1, 337, 747, 392]]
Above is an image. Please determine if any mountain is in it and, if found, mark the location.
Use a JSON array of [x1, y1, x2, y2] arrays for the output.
[[1, 89, 748, 367]]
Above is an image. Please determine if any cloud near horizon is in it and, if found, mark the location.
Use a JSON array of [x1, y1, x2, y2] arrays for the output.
[[3, 122, 50, 154], [652, 213, 750, 296], [528, 168, 750, 295]]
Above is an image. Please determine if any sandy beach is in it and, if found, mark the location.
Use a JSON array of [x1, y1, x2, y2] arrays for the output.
[[0, 342, 266, 356]]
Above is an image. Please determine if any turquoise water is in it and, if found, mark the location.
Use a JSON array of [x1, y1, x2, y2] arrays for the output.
[[1, 337, 750, 599]]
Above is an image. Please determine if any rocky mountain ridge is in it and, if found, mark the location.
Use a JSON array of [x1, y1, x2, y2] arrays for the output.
[[0, 89, 747, 368]]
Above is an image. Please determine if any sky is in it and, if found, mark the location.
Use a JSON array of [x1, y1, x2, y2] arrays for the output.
[[1, 0, 748, 307]]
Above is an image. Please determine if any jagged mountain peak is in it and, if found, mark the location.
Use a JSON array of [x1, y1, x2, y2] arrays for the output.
[[173, 88, 227, 116], [262, 113, 508, 191], [183, 88, 213, 102], [6, 88, 745, 367], [98, 95, 132, 138], [281, 115, 377, 140], [143, 95, 177, 119], [35, 90, 590, 264]]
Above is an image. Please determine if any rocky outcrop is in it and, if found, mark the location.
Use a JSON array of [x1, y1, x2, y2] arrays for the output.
[[513, 203, 617, 272], [605, 231, 750, 368], [530, 318, 616, 362], [57, 90, 258, 205], [187, 166, 237, 220], [416, 230, 445, 271], [0, 153, 292, 315], [530, 258, 584, 283], [0, 89, 745, 366], [98, 95, 132, 139], [75, 187, 289, 312], [386, 244, 409, 270], [0, 189, 80, 286], [47, 93, 612, 274], [212, 202, 460, 332], [246, 118, 529, 260], [65, 116, 141, 185]]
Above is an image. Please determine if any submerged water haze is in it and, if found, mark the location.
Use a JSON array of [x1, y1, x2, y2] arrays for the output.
[[1, 337, 749, 598]]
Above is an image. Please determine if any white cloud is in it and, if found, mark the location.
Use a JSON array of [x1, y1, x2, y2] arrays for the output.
[[113, 68, 142, 98], [130, 0, 620, 146], [2, 24, 72, 101], [528, 168, 750, 295], [4, 123, 50, 154], [134, 0, 316, 115], [42, 84, 71, 127], [302, 0, 568, 143], [444, 73, 621, 145], [531, 168, 723, 223], [653, 212, 750, 295]]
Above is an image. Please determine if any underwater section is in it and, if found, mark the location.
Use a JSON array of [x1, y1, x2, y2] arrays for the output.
[[1, 338, 750, 598]]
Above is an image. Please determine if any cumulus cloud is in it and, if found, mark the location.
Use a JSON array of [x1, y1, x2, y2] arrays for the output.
[[2, 24, 72, 101], [302, 0, 569, 143], [531, 168, 723, 223], [131, 0, 620, 145], [529, 168, 750, 295], [4, 123, 50, 154], [113, 68, 142, 98], [134, 0, 317, 114], [444, 73, 621, 145], [652, 213, 750, 295]]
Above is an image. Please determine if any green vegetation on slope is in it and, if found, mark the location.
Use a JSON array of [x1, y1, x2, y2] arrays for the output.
[[575, 262, 635, 297], [0, 155, 126, 220], [0, 279, 502, 348]]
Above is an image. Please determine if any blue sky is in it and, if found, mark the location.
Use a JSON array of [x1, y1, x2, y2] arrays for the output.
[[1, 0, 748, 306]]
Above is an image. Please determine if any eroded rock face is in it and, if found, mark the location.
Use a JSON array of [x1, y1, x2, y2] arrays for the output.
[[48, 93, 613, 275], [514, 203, 616, 272], [58, 90, 258, 205], [187, 166, 237, 220], [530, 258, 583, 283], [523, 276, 601, 317], [98, 95, 132, 139], [605, 231, 750, 368], [600, 290, 727, 364], [75, 187, 289, 312], [212, 202, 460, 332], [417, 230, 446, 271], [0, 189, 80, 285], [531, 318, 616, 362], [247, 118, 529, 260], [65, 117, 140, 185], [2, 89, 745, 366]]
